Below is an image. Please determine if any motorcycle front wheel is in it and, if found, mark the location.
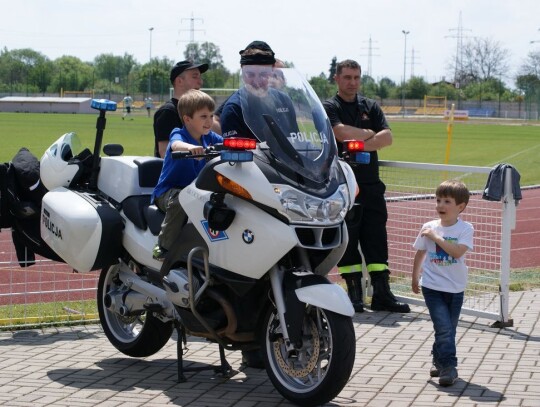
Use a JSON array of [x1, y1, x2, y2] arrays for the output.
[[97, 264, 174, 357], [261, 305, 355, 407]]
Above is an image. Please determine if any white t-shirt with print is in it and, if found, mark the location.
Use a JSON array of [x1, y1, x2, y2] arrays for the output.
[[413, 218, 474, 293]]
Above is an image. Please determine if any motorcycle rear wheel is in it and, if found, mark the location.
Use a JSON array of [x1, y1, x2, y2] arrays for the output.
[[97, 264, 174, 357], [261, 305, 355, 406]]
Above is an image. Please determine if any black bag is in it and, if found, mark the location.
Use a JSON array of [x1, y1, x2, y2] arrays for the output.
[[4, 148, 63, 266]]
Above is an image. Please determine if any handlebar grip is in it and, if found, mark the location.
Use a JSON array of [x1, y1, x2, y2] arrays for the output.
[[172, 151, 193, 159]]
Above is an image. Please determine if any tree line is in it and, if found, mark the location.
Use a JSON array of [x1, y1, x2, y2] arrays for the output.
[[1, 37, 539, 106]]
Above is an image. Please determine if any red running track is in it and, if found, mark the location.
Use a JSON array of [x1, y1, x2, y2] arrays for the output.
[[0, 189, 538, 305]]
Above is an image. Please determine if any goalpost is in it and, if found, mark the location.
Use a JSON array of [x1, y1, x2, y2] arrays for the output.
[[62, 90, 95, 98], [423, 95, 447, 115]]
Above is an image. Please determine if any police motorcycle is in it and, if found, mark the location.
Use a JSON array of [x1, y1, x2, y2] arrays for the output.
[[29, 69, 366, 406]]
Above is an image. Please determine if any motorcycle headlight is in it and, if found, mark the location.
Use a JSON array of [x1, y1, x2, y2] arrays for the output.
[[273, 184, 350, 224]]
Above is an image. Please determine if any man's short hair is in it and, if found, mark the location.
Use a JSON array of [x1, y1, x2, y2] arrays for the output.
[[336, 59, 362, 76], [178, 89, 215, 119]]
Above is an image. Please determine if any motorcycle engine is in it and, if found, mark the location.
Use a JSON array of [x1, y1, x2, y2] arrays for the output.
[[163, 268, 200, 308]]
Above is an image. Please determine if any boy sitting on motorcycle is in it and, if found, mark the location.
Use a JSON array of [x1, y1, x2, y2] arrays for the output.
[[151, 89, 223, 260]]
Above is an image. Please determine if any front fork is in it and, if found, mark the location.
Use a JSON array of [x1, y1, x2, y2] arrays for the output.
[[269, 265, 296, 351]]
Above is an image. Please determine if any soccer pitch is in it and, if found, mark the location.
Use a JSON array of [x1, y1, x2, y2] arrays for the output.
[[1, 112, 539, 186]]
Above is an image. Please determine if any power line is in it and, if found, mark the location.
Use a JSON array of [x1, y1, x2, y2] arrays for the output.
[[359, 35, 380, 77], [178, 13, 205, 46], [446, 11, 472, 85], [410, 47, 421, 78]]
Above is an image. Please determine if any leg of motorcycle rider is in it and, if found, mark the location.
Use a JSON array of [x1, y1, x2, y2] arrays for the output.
[[154, 188, 186, 260], [339, 266, 364, 313]]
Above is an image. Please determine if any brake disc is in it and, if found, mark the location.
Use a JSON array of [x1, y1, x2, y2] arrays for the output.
[[272, 317, 320, 377]]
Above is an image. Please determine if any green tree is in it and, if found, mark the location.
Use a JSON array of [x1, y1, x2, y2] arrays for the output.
[[1, 48, 50, 94], [184, 42, 225, 68], [406, 76, 430, 99], [93, 53, 138, 97], [361, 75, 378, 99], [50, 56, 93, 93], [309, 74, 336, 100], [182, 42, 230, 88], [328, 57, 337, 84], [376, 77, 394, 104], [138, 56, 175, 96]]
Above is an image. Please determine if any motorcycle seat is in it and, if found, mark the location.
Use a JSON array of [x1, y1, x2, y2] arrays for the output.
[[144, 204, 165, 235], [122, 195, 151, 230], [122, 197, 164, 236], [133, 157, 163, 188]]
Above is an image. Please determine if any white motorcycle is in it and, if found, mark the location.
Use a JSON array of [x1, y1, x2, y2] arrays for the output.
[[32, 69, 364, 406]]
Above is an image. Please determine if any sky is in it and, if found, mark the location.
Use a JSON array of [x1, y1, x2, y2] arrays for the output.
[[2, 0, 540, 87]]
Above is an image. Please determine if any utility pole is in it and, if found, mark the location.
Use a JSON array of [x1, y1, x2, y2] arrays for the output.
[[147, 27, 153, 96], [359, 35, 380, 78], [179, 13, 205, 56], [410, 47, 421, 79], [401, 30, 410, 117], [446, 11, 472, 108]]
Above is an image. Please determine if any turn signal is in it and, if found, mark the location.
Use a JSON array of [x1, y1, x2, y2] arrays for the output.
[[216, 174, 252, 200]]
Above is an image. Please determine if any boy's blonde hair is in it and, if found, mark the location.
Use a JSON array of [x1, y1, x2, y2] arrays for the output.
[[177, 89, 215, 119], [436, 180, 470, 206]]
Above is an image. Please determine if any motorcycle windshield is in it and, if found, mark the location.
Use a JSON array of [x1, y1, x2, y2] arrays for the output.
[[239, 67, 337, 184]]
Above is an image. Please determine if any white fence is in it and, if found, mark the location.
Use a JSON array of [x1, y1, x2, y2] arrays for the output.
[[0, 161, 517, 329], [379, 161, 516, 326]]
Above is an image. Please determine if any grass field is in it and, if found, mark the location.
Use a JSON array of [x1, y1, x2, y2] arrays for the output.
[[1, 111, 539, 186]]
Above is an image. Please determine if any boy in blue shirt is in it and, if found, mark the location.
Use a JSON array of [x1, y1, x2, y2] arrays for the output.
[[152, 89, 223, 260]]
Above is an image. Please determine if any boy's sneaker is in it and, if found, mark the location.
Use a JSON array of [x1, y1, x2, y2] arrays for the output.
[[439, 366, 458, 386], [430, 364, 440, 377], [152, 245, 167, 261]]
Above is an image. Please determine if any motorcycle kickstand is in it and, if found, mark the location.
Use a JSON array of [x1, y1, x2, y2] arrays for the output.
[[175, 321, 188, 383], [174, 321, 234, 383]]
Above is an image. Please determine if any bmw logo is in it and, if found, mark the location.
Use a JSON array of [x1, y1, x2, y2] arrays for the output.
[[242, 229, 255, 244]]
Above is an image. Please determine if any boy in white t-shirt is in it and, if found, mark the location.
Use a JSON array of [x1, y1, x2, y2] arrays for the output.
[[412, 180, 474, 387]]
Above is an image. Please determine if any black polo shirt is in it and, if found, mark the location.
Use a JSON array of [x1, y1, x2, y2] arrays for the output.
[[323, 94, 389, 183]]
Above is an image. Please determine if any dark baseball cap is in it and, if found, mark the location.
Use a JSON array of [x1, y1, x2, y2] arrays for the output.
[[170, 60, 209, 84]]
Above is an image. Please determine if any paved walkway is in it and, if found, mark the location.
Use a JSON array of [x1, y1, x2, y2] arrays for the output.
[[0, 290, 539, 406]]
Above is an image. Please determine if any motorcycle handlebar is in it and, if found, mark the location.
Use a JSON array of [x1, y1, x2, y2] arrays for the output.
[[172, 144, 223, 160]]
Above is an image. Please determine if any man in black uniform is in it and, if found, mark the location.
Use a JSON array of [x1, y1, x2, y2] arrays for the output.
[[323, 59, 410, 314], [153, 60, 208, 158]]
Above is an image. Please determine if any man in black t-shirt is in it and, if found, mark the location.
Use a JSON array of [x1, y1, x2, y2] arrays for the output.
[[324, 59, 410, 314], [153, 60, 209, 158]]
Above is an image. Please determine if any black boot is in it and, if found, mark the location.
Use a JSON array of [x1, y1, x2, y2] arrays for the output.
[[343, 272, 364, 313], [241, 349, 265, 369], [370, 271, 411, 313]]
